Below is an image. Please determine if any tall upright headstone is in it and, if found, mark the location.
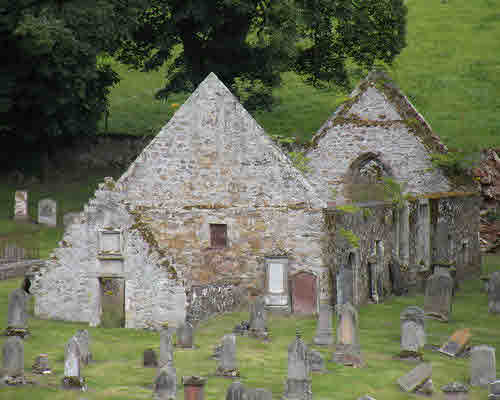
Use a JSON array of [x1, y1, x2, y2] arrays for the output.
[[2, 336, 24, 381], [6, 286, 29, 337], [62, 336, 86, 390], [424, 269, 453, 321], [14, 191, 28, 221], [249, 297, 268, 340], [331, 302, 363, 366], [283, 331, 312, 400], [216, 334, 239, 377], [75, 329, 92, 365], [226, 381, 247, 400], [488, 271, 500, 314], [313, 303, 333, 346], [400, 306, 426, 353], [154, 362, 177, 400], [470, 345, 496, 387], [176, 321, 195, 348], [38, 198, 57, 227], [159, 328, 174, 367]]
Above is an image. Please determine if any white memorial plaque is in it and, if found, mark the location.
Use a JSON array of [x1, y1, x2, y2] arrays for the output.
[[269, 263, 284, 293], [100, 231, 121, 254], [99, 259, 124, 275]]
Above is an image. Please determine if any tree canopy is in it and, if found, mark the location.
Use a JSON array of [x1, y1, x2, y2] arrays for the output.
[[118, 0, 407, 108]]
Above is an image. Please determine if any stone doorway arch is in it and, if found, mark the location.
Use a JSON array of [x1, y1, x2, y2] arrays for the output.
[[291, 271, 317, 314]]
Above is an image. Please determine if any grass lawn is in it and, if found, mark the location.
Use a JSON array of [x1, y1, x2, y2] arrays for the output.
[[0, 255, 499, 400]]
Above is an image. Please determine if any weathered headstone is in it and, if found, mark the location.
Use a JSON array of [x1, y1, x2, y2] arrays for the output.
[[62, 336, 86, 390], [154, 363, 177, 400], [14, 191, 28, 221], [143, 348, 159, 368], [6, 287, 29, 337], [2, 336, 24, 380], [75, 329, 92, 365], [488, 271, 500, 313], [159, 328, 174, 367], [226, 381, 247, 400], [390, 256, 407, 296], [397, 363, 432, 393], [283, 331, 312, 400], [63, 212, 80, 227], [331, 302, 362, 367], [212, 341, 223, 360], [442, 382, 469, 400], [253, 388, 273, 400], [216, 334, 239, 377], [489, 380, 500, 400], [182, 376, 206, 400], [32, 354, 51, 374], [249, 297, 269, 340], [470, 345, 496, 387], [400, 306, 426, 354], [438, 328, 471, 357], [308, 349, 327, 373], [176, 321, 195, 348], [424, 270, 453, 321], [313, 303, 333, 346], [38, 198, 57, 227]]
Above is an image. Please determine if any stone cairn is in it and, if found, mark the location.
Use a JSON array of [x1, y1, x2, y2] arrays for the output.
[[331, 302, 363, 367], [282, 330, 312, 400], [1, 336, 26, 385], [424, 268, 453, 322], [398, 306, 425, 360], [62, 336, 86, 391], [248, 296, 269, 341], [312, 303, 333, 346], [216, 333, 240, 378], [470, 345, 496, 387], [32, 354, 51, 375], [5, 283, 30, 338], [176, 321, 195, 349], [488, 271, 500, 313]]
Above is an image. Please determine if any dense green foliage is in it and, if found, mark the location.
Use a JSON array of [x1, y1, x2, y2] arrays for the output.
[[118, 0, 407, 107], [0, 0, 145, 169]]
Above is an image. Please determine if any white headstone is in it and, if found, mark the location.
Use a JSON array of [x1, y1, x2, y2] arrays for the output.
[[38, 198, 57, 227], [14, 191, 28, 221]]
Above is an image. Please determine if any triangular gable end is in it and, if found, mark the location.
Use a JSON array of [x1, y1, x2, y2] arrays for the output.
[[118, 72, 325, 209]]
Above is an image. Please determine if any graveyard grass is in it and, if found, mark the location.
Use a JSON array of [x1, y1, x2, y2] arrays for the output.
[[0, 255, 499, 400]]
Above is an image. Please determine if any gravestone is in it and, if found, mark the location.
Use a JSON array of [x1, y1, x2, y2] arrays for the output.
[[442, 382, 469, 400], [38, 198, 57, 227], [253, 388, 273, 400], [2, 336, 24, 380], [313, 303, 333, 346], [159, 328, 174, 367], [176, 321, 195, 348], [438, 328, 471, 357], [212, 341, 223, 360], [337, 266, 354, 305], [470, 345, 496, 387], [488, 271, 500, 313], [216, 334, 239, 377], [400, 306, 425, 355], [154, 363, 177, 400], [490, 381, 500, 400], [226, 381, 247, 400], [331, 302, 362, 367], [144, 348, 159, 368], [6, 287, 29, 337], [283, 331, 312, 400], [75, 329, 92, 365], [249, 297, 268, 340], [182, 376, 206, 400], [397, 363, 432, 393], [14, 191, 28, 221], [32, 354, 51, 374], [308, 349, 327, 373], [63, 212, 80, 227], [390, 256, 407, 296], [62, 336, 86, 390], [424, 270, 453, 321]]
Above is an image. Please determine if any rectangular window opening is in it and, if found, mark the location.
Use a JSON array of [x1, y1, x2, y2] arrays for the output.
[[210, 224, 227, 248]]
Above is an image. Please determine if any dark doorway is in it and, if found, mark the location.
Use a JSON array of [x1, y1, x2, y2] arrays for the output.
[[99, 277, 125, 328]]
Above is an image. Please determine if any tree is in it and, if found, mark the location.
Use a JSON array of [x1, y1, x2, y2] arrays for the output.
[[117, 0, 407, 109], [0, 0, 146, 175]]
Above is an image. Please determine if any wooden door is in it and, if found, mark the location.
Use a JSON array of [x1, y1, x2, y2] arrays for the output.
[[292, 271, 317, 314]]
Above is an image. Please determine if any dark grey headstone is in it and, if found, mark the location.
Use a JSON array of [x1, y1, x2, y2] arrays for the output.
[[424, 271, 453, 321], [287, 333, 310, 380], [154, 363, 177, 400], [488, 271, 500, 313], [397, 363, 432, 392], [470, 345, 496, 387], [216, 334, 238, 376], [249, 297, 267, 337], [390, 257, 407, 296], [308, 349, 326, 373], [176, 322, 194, 348], [226, 381, 247, 400], [7, 288, 28, 329], [143, 348, 158, 368], [337, 267, 354, 305], [159, 328, 174, 367], [313, 303, 333, 346], [2, 336, 24, 377]]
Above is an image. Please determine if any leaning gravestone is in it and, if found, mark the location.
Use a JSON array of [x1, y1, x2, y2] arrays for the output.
[[488, 271, 500, 314], [331, 302, 363, 367], [62, 336, 86, 391], [470, 345, 496, 387], [397, 363, 432, 393], [226, 381, 247, 400], [6, 286, 29, 337], [424, 270, 453, 321], [216, 334, 239, 377], [154, 363, 177, 400], [176, 321, 195, 348], [438, 328, 471, 357], [75, 329, 92, 365], [249, 297, 269, 340], [14, 191, 28, 221], [283, 331, 312, 400], [308, 349, 327, 373], [313, 303, 333, 346], [143, 348, 159, 368], [400, 306, 426, 355], [159, 328, 174, 367], [1, 336, 24, 385], [38, 198, 57, 227], [32, 354, 51, 374], [490, 381, 500, 400]]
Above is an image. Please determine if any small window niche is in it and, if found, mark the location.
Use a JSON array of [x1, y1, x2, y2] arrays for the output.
[[98, 229, 123, 258], [210, 224, 227, 248], [264, 257, 289, 311]]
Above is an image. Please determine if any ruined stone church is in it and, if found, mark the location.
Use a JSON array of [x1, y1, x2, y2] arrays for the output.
[[31, 71, 481, 329]]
